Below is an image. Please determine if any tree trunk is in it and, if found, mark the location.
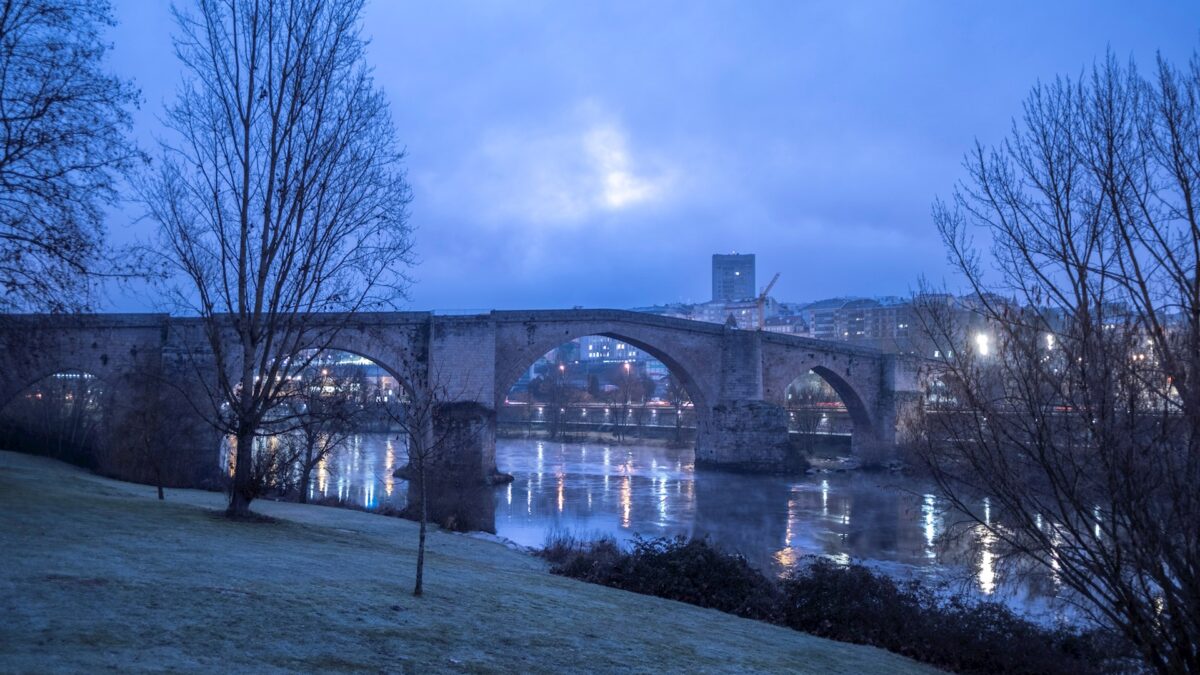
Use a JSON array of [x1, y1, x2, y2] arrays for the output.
[[298, 465, 311, 504], [227, 427, 255, 517], [413, 464, 427, 597], [154, 465, 165, 501]]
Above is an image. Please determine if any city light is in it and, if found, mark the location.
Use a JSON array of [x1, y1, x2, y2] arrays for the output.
[[974, 333, 990, 356]]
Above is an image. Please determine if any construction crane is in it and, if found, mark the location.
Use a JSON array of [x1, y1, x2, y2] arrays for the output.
[[757, 272, 780, 330]]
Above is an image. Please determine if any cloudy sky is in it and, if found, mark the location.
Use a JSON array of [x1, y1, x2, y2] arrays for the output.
[[105, 1, 1199, 311]]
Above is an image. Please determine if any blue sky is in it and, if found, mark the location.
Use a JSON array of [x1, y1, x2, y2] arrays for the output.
[[104, 1, 1200, 311]]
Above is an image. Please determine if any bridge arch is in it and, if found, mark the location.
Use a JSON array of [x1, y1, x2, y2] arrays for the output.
[[207, 342, 415, 466], [807, 365, 877, 436], [763, 353, 881, 454], [0, 363, 111, 412], [290, 343, 416, 401], [0, 368, 109, 467], [495, 325, 714, 424]]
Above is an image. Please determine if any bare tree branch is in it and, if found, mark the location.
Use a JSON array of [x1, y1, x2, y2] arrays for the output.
[[0, 0, 143, 312], [916, 50, 1200, 673]]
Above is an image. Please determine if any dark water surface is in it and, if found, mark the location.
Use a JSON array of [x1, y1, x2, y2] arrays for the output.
[[308, 433, 1069, 622]]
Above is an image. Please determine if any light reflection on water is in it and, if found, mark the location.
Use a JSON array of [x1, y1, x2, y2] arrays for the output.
[[308, 433, 1063, 617]]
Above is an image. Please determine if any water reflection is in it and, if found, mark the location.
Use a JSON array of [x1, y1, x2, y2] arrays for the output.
[[305, 433, 1058, 615], [978, 498, 996, 595]]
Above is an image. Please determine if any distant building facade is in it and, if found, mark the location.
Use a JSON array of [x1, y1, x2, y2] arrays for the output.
[[580, 336, 641, 363], [626, 254, 1004, 356], [711, 253, 756, 301], [794, 297, 919, 351]]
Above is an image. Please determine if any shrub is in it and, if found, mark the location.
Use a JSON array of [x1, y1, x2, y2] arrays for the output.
[[544, 535, 779, 620], [543, 536, 1134, 674], [778, 557, 1126, 674], [778, 557, 932, 651]]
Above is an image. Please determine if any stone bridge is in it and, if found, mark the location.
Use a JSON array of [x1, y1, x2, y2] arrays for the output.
[[0, 310, 924, 483]]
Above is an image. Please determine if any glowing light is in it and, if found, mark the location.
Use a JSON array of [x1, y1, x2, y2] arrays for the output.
[[656, 476, 668, 525], [317, 456, 329, 494], [620, 475, 632, 528], [773, 546, 798, 568], [978, 527, 997, 595], [978, 498, 995, 595], [384, 440, 395, 496], [974, 333, 991, 356], [922, 494, 937, 559]]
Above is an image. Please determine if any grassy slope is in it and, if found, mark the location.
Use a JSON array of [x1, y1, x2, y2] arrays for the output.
[[0, 451, 937, 674]]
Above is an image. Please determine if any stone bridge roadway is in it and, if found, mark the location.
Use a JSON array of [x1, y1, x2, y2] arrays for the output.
[[0, 310, 924, 483]]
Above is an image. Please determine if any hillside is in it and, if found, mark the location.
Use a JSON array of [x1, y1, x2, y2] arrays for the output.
[[0, 451, 937, 673]]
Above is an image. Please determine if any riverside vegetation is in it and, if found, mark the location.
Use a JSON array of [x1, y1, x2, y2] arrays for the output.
[[541, 534, 1135, 674]]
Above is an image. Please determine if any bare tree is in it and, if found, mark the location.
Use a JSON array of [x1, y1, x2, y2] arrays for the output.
[[0, 0, 141, 312], [917, 51, 1200, 672], [611, 363, 643, 444], [665, 374, 689, 447], [384, 365, 486, 597], [113, 372, 200, 500], [544, 363, 570, 440], [786, 383, 822, 456], [146, 0, 413, 517]]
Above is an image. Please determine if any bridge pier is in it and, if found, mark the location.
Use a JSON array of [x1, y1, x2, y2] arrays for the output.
[[428, 401, 507, 484], [399, 401, 506, 531], [870, 355, 926, 464], [694, 325, 801, 472], [396, 401, 508, 486], [695, 399, 799, 472]]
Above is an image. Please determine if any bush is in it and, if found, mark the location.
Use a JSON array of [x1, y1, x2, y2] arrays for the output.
[[778, 557, 932, 650], [778, 558, 1127, 674], [544, 534, 779, 620], [543, 536, 1134, 674]]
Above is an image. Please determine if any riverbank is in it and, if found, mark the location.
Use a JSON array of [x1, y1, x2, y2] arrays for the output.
[[496, 424, 693, 448], [495, 425, 852, 458], [0, 450, 936, 673]]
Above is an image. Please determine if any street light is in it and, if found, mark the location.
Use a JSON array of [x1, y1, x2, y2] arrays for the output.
[[974, 333, 990, 357]]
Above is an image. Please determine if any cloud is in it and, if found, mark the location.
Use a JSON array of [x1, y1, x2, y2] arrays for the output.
[[448, 104, 673, 227], [583, 124, 661, 209]]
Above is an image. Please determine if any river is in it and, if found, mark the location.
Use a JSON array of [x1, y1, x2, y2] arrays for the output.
[[308, 432, 1071, 622]]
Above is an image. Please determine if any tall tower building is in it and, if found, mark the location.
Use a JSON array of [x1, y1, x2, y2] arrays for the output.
[[711, 253, 756, 302]]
